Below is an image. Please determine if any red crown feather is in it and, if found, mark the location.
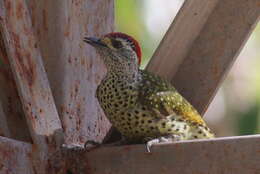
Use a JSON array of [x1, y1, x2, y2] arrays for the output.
[[104, 32, 142, 65]]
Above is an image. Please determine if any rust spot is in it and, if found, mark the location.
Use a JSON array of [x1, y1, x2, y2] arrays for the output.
[[64, 17, 71, 37], [74, 0, 81, 6], [64, 31, 70, 37], [16, 1, 23, 19], [0, 33, 9, 65], [75, 84, 79, 94], [5, 0, 12, 17], [42, 9, 48, 31], [25, 105, 29, 111], [23, 52, 36, 87], [60, 105, 65, 114], [12, 32, 36, 87], [81, 58, 86, 66], [76, 115, 81, 130], [30, 4, 36, 27], [39, 109, 43, 113], [87, 59, 93, 70], [68, 56, 72, 64]]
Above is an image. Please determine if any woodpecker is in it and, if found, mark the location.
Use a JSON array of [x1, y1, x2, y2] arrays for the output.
[[84, 32, 215, 152]]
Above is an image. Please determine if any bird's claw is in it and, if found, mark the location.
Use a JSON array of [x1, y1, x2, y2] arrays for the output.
[[146, 138, 160, 153], [84, 140, 101, 152], [145, 135, 181, 153], [61, 141, 101, 152], [61, 144, 85, 152]]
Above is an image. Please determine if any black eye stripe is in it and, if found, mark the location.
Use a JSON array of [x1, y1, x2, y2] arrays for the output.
[[111, 38, 137, 53], [111, 39, 123, 49]]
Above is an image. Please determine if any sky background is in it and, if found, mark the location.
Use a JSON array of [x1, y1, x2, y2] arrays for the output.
[[116, 0, 260, 137]]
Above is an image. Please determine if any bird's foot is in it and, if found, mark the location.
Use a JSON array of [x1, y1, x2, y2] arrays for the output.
[[146, 135, 181, 153], [84, 140, 101, 151], [62, 144, 85, 152]]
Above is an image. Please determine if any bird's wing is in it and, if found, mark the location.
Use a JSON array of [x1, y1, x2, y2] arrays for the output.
[[138, 70, 205, 125]]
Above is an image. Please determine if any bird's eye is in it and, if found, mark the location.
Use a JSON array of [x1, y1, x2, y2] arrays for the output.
[[111, 39, 123, 49]]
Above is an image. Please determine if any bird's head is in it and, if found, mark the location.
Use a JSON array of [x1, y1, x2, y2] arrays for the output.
[[84, 32, 141, 75]]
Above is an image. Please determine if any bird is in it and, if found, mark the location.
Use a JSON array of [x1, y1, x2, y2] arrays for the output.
[[83, 32, 215, 152]]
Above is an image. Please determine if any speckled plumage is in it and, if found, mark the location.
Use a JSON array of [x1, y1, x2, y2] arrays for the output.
[[84, 32, 215, 144], [97, 69, 214, 143]]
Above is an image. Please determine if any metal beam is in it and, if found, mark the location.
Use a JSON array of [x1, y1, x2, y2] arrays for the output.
[[147, 0, 260, 114], [27, 0, 114, 145], [1, 134, 259, 174], [146, 0, 219, 80], [0, 0, 64, 173], [0, 136, 33, 174], [69, 135, 260, 174], [0, 29, 31, 141]]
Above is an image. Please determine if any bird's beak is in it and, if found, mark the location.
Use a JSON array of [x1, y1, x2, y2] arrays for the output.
[[83, 37, 107, 47]]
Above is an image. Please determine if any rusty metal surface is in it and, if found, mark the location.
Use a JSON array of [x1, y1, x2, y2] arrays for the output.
[[28, 0, 114, 145], [1, 134, 259, 174], [0, 0, 64, 173], [0, 136, 34, 174], [71, 135, 260, 174], [0, 0, 63, 146], [146, 0, 260, 114], [0, 31, 31, 141], [172, 0, 260, 114]]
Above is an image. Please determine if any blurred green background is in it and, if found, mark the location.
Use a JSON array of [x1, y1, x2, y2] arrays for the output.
[[116, 0, 260, 137]]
